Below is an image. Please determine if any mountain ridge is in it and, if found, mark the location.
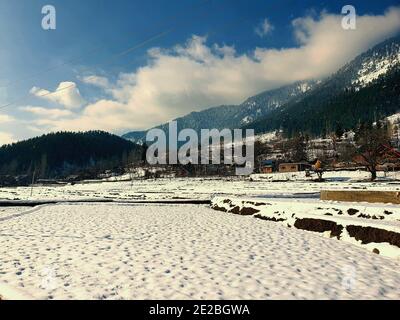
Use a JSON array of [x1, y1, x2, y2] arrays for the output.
[[122, 80, 317, 143], [244, 34, 400, 136]]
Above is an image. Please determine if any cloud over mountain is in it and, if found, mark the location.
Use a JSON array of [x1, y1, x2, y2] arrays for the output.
[[25, 7, 400, 134]]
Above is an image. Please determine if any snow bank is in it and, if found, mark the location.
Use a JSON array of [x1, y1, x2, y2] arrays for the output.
[[211, 197, 400, 259]]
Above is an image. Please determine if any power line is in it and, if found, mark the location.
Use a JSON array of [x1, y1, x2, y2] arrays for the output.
[[0, 46, 103, 90], [0, 0, 278, 111], [0, 28, 174, 110], [0, 82, 77, 110], [0, 0, 213, 90], [0, 2, 215, 110]]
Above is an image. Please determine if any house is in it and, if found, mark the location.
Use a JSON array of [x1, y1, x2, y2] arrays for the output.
[[259, 160, 276, 174], [278, 162, 311, 173]]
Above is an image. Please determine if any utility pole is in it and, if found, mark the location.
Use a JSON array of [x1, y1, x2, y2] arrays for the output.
[[30, 170, 36, 198]]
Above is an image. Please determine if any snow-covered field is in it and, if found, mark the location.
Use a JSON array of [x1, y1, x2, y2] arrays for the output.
[[0, 170, 399, 202], [0, 171, 399, 300], [0, 207, 26, 219], [212, 197, 400, 259], [1, 203, 399, 300]]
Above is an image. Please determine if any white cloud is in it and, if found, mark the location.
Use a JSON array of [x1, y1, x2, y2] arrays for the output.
[[30, 81, 86, 109], [0, 131, 14, 145], [80, 75, 110, 89], [255, 18, 274, 37], [0, 113, 14, 123], [27, 7, 400, 134], [21, 106, 73, 119]]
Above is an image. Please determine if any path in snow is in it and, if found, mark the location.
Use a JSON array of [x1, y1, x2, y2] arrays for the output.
[[0, 203, 399, 299]]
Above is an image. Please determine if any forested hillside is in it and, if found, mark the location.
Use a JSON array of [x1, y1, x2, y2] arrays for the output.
[[244, 35, 400, 137], [245, 67, 400, 136], [0, 131, 142, 179]]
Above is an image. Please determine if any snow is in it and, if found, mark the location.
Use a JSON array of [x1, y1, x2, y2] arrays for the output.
[[387, 112, 400, 124], [0, 171, 399, 203], [1, 203, 399, 300], [241, 116, 253, 124], [352, 52, 400, 87], [1, 171, 400, 299], [250, 170, 400, 183], [298, 82, 311, 93], [256, 131, 278, 143], [0, 207, 26, 219], [212, 196, 400, 259]]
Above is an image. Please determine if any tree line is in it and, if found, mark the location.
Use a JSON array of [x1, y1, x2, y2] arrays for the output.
[[0, 131, 143, 182]]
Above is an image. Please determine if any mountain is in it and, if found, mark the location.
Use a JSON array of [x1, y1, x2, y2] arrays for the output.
[[0, 131, 142, 179], [244, 35, 400, 136], [122, 80, 317, 143], [232, 81, 316, 125], [123, 35, 400, 142], [122, 130, 148, 145]]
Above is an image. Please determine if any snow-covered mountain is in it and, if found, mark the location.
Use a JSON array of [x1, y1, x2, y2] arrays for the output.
[[351, 36, 400, 88], [122, 80, 317, 142], [245, 34, 400, 136], [123, 34, 400, 142], [234, 81, 317, 125]]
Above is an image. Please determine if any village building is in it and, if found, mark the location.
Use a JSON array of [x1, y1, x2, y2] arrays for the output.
[[259, 159, 276, 173], [278, 162, 312, 173]]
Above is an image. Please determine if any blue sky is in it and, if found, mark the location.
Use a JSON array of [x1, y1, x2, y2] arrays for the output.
[[0, 0, 400, 144]]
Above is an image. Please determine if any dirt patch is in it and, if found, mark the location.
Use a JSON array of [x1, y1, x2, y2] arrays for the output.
[[347, 208, 359, 216], [357, 213, 384, 220], [254, 214, 286, 222], [294, 218, 344, 239], [346, 225, 400, 248], [229, 206, 259, 215], [229, 206, 240, 214], [212, 205, 227, 212], [240, 207, 260, 215]]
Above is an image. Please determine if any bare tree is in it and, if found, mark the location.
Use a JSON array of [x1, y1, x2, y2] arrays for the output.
[[354, 121, 390, 181], [286, 133, 309, 162]]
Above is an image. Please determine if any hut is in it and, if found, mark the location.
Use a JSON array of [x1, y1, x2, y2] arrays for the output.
[[278, 162, 311, 173]]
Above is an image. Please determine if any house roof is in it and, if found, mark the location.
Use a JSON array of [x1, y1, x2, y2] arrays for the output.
[[279, 162, 310, 166]]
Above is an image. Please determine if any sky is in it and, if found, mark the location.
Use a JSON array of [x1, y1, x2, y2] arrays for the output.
[[0, 0, 400, 145]]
